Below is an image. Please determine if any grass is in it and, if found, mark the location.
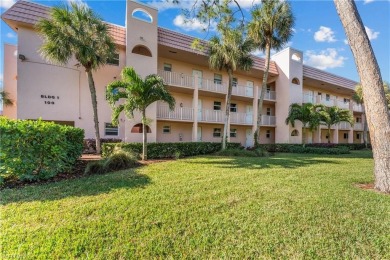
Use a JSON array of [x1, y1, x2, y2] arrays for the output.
[[1, 150, 389, 259]]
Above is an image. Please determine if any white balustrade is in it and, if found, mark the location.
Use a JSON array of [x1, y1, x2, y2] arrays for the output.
[[337, 100, 350, 110], [198, 109, 224, 123], [230, 112, 252, 124], [302, 94, 314, 103], [158, 70, 194, 88], [353, 103, 364, 112], [260, 115, 276, 126], [354, 123, 363, 131], [232, 84, 254, 98], [339, 121, 351, 130], [199, 79, 227, 93], [157, 105, 193, 121]]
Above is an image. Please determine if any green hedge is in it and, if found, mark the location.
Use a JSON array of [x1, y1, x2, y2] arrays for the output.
[[256, 144, 350, 154], [0, 117, 84, 183], [102, 142, 241, 159]]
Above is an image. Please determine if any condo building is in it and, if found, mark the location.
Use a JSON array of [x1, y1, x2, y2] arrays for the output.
[[1, 0, 365, 146]]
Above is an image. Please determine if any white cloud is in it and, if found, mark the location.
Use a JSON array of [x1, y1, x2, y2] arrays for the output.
[[147, 0, 193, 11], [173, 14, 216, 32], [0, 0, 15, 9], [343, 39, 348, 45], [364, 0, 374, 4], [365, 26, 379, 40], [67, 0, 88, 7], [232, 0, 261, 9], [314, 26, 336, 42], [304, 48, 346, 70], [6, 32, 16, 39]]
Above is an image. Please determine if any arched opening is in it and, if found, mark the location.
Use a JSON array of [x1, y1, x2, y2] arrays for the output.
[[291, 52, 301, 62], [291, 129, 299, 136], [131, 123, 151, 133], [131, 45, 152, 57], [292, 77, 300, 85], [131, 8, 153, 23]]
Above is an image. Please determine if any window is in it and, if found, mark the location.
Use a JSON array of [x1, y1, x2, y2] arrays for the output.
[[230, 103, 237, 113], [213, 128, 221, 137], [232, 78, 238, 87], [356, 133, 361, 139], [291, 78, 300, 85], [318, 92, 322, 96], [132, 8, 153, 23], [344, 98, 350, 103], [326, 94, 330, 101], [105, 123, 118, 136], [163, 63, 172, 72], [266, 130, 271, 138], [230, 128, 237, 138], [162, 125, 171, 134], [344, 133, 349, 139], [266, 85, 271, 93], [107, 53, 119, 66], [291, 129, 299, 136], [266, 107, 271, 116], [214, 74, 222, 85], [356, 117, 361, 123], [214, 101, 221, 111], [131, 45, 152, 57], [131, 123, 151, 133]]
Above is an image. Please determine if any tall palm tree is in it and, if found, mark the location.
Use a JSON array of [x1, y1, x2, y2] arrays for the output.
[[208, 27, 254, 149], [334, 0, 390, 194], [285, 103, 320, 146], [0, 91, 13, 107], [106, 67, 175, 160], [317, 105, 354, 144], [248, 0, 295, 146], [36, 2, 116, 154]]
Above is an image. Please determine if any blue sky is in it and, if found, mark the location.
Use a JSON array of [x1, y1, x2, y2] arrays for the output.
[[1, 0, 389, 88]]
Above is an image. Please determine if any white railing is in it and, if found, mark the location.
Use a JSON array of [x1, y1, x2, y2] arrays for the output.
[[303, 94, 315, 103], [354, 123, 363, 131], [259, 90, 276, 101], [336, 100, 350, 110], [198, 109, 224, 123], [318, 97, 335, 107], [232, 85, 254, 98], [157, 105, 193, 121], [260, 115, 276, 126], [199, 79, 227, 94], [353, 103, 364, 112], [230, 112, 253, 125], [339, 121, 351, 130], [158, 70, 194, 89]]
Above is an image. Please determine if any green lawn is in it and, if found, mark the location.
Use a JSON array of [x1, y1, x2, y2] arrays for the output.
[[1, 151, 389, 259]]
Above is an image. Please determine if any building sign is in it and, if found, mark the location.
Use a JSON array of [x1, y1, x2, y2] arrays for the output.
[[41, 95, 59, 105]]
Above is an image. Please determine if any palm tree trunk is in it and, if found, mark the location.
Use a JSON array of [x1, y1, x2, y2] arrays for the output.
[[142, 110, 147, 161], [255, 42, 271, 146], [327, 126, 331, 144], [222, 70, 233, 150], [86, 70, 101, 154], [363, 112, 368, 148], [302, 124, 306, 147], [334, 0, 390, 193]]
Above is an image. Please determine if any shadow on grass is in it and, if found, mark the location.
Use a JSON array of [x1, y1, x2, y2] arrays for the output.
[[189, 154, 342, 170], [0, 169, 151, 205]]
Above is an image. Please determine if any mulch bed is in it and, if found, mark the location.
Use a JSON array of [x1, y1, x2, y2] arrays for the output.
[[356, 183, 390, 195]]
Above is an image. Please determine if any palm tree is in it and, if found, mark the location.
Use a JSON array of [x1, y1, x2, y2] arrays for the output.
[[0, 91, 13, 107], [36, 2, 116, 154], [248, 0, 295, 146], [317, 105, 354, 144], [334, 0, 390, 194], [106, 67, 175, 160], [208, 27, 254, 149], [285, 103, 320, 146]]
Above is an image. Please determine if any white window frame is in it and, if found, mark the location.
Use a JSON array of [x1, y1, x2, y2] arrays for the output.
[[230, 128, 237, 138], [214, 101, 222, 111], [105, 123, 119, 136], [213, 128, 222, 137], [214, 73, 222, 85], [107, 53, 120, 66], [162, 125, 171, 134], [266, 130, 271, 138], [266, 107, 271, 116], [164, 63, 172, 72], [230, 103, 237, 113]]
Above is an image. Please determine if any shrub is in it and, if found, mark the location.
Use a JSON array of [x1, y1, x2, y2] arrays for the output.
[[83, 138, 122, 154], [0, 117, 84, 183], [103, 151, 138, 172], [287, 146, 350, 154], [102, 142, 242, 159], [84, 161, 105, 175]]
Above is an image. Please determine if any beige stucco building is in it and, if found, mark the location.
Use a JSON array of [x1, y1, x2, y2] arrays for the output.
[[2, 0, 365, 146]]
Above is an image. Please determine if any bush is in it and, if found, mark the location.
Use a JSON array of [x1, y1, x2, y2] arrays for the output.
[[102, 142, 242, 159], [0, 117, 84, 183], [84, 161, 105, 175], [83, 138, 122, 154], [103, 151, 138, 172], [287, 146, 350, 155], [256, 143, 353, 154]]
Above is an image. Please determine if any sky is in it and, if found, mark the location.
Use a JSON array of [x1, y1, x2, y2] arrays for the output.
[[1, 0, 389, 89]]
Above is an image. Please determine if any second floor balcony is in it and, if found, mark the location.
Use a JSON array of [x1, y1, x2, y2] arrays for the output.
[[158, 70, 194, 89], [260, 115, 276, 126], [157, 104, 194, 121], [258, 90, 276, 101]]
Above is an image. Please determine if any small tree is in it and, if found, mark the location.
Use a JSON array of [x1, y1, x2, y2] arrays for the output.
[[106, 67, 175, 160], [317, 105, 354, 144], [0, 91, 13, 107], [248, 0, 295, 146], [36, 2, 116, 154], [285, 103, 320, 146], [208, 27, 253, 150]]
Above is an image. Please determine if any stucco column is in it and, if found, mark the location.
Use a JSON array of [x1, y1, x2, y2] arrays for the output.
[[252, 85, 259, 134], [333, 128, 339, 144], [192, 77, 199, 142], [348, 127, 354, 144]]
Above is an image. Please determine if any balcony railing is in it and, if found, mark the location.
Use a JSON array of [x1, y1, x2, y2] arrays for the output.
[[232, 84, 254, 98], [302, 94, 314, 103], [339, 121, 351, 130], [158, 70, 194, 89], [353, 103, 364, 112], [199, 79, 227, 94], [354, 123, 363, 131], [259, 90, 276, 101], [336, 100, 350, 110], [198, 109, 224, 123], [230, 112, 253, 125], [157, 105, 193, 121], [260, 115, 276, 126]]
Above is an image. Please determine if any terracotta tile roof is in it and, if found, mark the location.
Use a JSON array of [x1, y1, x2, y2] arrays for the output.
[[303, 65, 358, 89]]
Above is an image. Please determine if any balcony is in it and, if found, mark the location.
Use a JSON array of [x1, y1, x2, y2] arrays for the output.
[[302, 94, 314, 103], [260, 115, 276, 126], [198, 109, 224, 123], [157, 104, 193, 121], [336, 100, 350, 110], [353, 103, 364, 113], [158, 70, 194, 89], [259, 90, 276, 101], [199, 79, 227, 94], [230, 112, 253, 125], [354, 123, 363, 131], [339, 122, 351, 130], [232, 84, 254, 98]]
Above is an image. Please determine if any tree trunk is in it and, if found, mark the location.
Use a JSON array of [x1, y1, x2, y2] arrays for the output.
[[142, 110, 147, 161], [86, 70, 101, 154], [363, 112, 368, 148], [255, 42, 271, 146], [302, 124, 306, 147], [222, 70, 233, 150], [334, 0, 390, 193], [327, 126, 331, 144]]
